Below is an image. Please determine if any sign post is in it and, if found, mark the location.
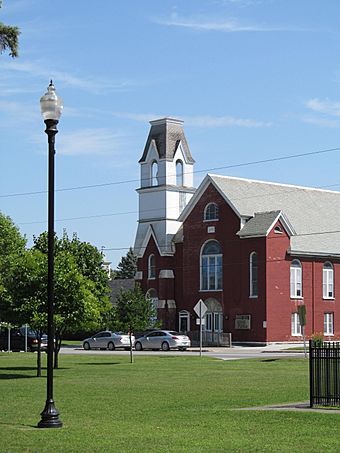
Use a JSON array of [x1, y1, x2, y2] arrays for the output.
[[193, 299, 208, 357], [298, 304, 307, 358]]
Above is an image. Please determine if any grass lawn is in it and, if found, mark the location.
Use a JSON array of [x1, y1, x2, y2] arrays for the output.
[[0, 353, 339, 453]]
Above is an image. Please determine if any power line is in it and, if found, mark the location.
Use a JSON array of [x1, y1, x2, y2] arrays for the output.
[[17, 178, 340, 226], [103, 228, 340, 252], [2, 145, 340, 199]]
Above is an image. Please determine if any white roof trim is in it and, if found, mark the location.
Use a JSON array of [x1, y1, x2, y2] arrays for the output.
[[137, 225, 162, 258], [178, 174, 241, 223], [266, 211, 296, 237]]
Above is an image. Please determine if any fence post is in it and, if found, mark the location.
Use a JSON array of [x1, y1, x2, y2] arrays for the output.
[[309, 339, 314, 408]]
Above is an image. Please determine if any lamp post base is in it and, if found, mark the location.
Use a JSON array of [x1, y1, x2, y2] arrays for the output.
[[38, 399, 63, 428]]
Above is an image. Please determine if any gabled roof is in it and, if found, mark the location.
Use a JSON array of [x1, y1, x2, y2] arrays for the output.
[[237, 210, 283, 238], [179, 174, 340, 257], [139, 118, 195, 164]]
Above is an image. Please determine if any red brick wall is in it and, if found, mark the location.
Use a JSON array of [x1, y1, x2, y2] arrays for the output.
[[266, 221, 340, 341], [137, 184, 340, 342]]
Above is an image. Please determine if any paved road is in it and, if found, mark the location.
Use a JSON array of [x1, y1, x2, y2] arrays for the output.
[[60, 345, 307, 360]]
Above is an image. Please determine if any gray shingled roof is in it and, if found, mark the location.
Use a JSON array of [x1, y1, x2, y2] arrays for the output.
[[139, 118, 195, 164], [209, 174, 340, 257], [109, 279, 135, 306], [237, 210, 281, 238]]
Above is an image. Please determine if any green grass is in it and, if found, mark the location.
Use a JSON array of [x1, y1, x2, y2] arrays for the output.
[[61, 340, 82, 347], [0, 353, 339, 452]]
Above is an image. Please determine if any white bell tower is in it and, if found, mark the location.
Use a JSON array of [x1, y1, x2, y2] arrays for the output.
[[134, 118, 196, 257]]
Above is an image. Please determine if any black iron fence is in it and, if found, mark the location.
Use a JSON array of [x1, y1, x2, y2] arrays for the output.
[[309, 340, 340, 407]]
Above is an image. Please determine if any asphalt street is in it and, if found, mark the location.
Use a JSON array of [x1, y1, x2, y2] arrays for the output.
[[60, 344, 307, 360]]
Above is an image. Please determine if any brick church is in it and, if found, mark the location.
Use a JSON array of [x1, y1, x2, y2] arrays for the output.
[[134, 118, 340, 344]]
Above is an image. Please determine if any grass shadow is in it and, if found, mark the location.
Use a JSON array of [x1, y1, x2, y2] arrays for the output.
[[79, 362, 120, 366], [0, 373, 38, 380]]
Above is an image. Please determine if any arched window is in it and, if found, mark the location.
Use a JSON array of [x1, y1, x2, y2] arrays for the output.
[[179, 310, 190, 333], [147, 288, 158, 323], [204, 203, 219, 221], [249, 252, 258, 297], [200, 240, 222, 290], [290, 259, 302, 298], [323, 262, 334, 299], [176, 160, 183, 186], [203, 298, 223, 333], [148, 254, 156, 279], [151, 161, 158, 186]]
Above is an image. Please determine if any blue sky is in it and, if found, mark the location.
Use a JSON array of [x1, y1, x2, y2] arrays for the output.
[[1, 0, 340, 268]]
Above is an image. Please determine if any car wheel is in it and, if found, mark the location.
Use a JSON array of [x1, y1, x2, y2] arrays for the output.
[[83, 342, 91, 350], [108, 342, 115, 351], [161, 341, 170, 351], [135, 342, 143, 351]]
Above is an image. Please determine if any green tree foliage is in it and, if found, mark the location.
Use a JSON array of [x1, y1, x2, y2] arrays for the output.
[[0, 2, 20, 57], [114, 284, 157, 363], [5, 249, 48, 376], [114, 247, 137, 279], [0, 212, 26, 321], [32, 231, 111, 367]]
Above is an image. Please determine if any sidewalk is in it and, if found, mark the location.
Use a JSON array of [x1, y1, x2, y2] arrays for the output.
[[188, 343, 305, 353]]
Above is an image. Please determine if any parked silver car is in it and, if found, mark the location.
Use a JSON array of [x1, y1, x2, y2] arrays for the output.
[[134, 330, 191, 351], [82, 331, 135, 351]]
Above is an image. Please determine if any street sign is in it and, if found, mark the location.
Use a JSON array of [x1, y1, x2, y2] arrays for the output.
[[193, 299, 208, 317]]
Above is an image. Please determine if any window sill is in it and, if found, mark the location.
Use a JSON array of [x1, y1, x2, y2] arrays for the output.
[[203, 219, 219, 223], [323, 297, 335, 301], [148, 277, 156, 281], [249, 295, 258, 299], [292, 334, 302, 337], [199, 289, 223, 292], [324, 333, 334, 336], [290, 296, 303, 300]]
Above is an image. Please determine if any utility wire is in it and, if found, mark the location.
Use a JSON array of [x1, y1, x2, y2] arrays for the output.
[[17, 178, 340, 226], [2, 145, 340, 199]]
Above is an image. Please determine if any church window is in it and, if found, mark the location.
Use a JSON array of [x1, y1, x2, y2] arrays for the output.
[[176, 160, 183, 186], [148, 254, 156, 279], [151, 161, 158, 186], [204, 203, 219, 221], [323, 262, 334, 299], [200, 240, 222, 290], [290, 260, 302, 298], [249, 252, 258, 298]]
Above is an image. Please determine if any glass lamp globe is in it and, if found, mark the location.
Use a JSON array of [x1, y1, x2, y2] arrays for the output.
[[40, 81, 63, 121]]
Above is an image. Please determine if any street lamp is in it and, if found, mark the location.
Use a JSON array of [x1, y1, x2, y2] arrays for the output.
[[38, 81, 63, 429]]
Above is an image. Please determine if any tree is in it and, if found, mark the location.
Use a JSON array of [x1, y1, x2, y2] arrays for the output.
[[0, 1, 20, 57], [114, 247, 137, 279], [33, 231, 111, 368], [0, 212, 26, 322], [114, 284, 158, 363], [4, 249, 48, 376]]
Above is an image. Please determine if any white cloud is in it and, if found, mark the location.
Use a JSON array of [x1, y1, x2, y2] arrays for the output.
[[111, 111, 271, 128], [183, 114, 271, 127], [305, 98, 340, 117], [0, 60, 134, 94], [302, 116, 340, 128], [56, 128, 125, 156], [154, 12, 294, 32]]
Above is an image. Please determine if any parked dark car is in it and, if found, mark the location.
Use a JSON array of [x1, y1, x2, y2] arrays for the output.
[[0, 326, 47, 352]]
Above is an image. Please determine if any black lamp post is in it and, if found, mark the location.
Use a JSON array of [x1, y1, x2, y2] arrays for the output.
[[38, 81, 63, 429]]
